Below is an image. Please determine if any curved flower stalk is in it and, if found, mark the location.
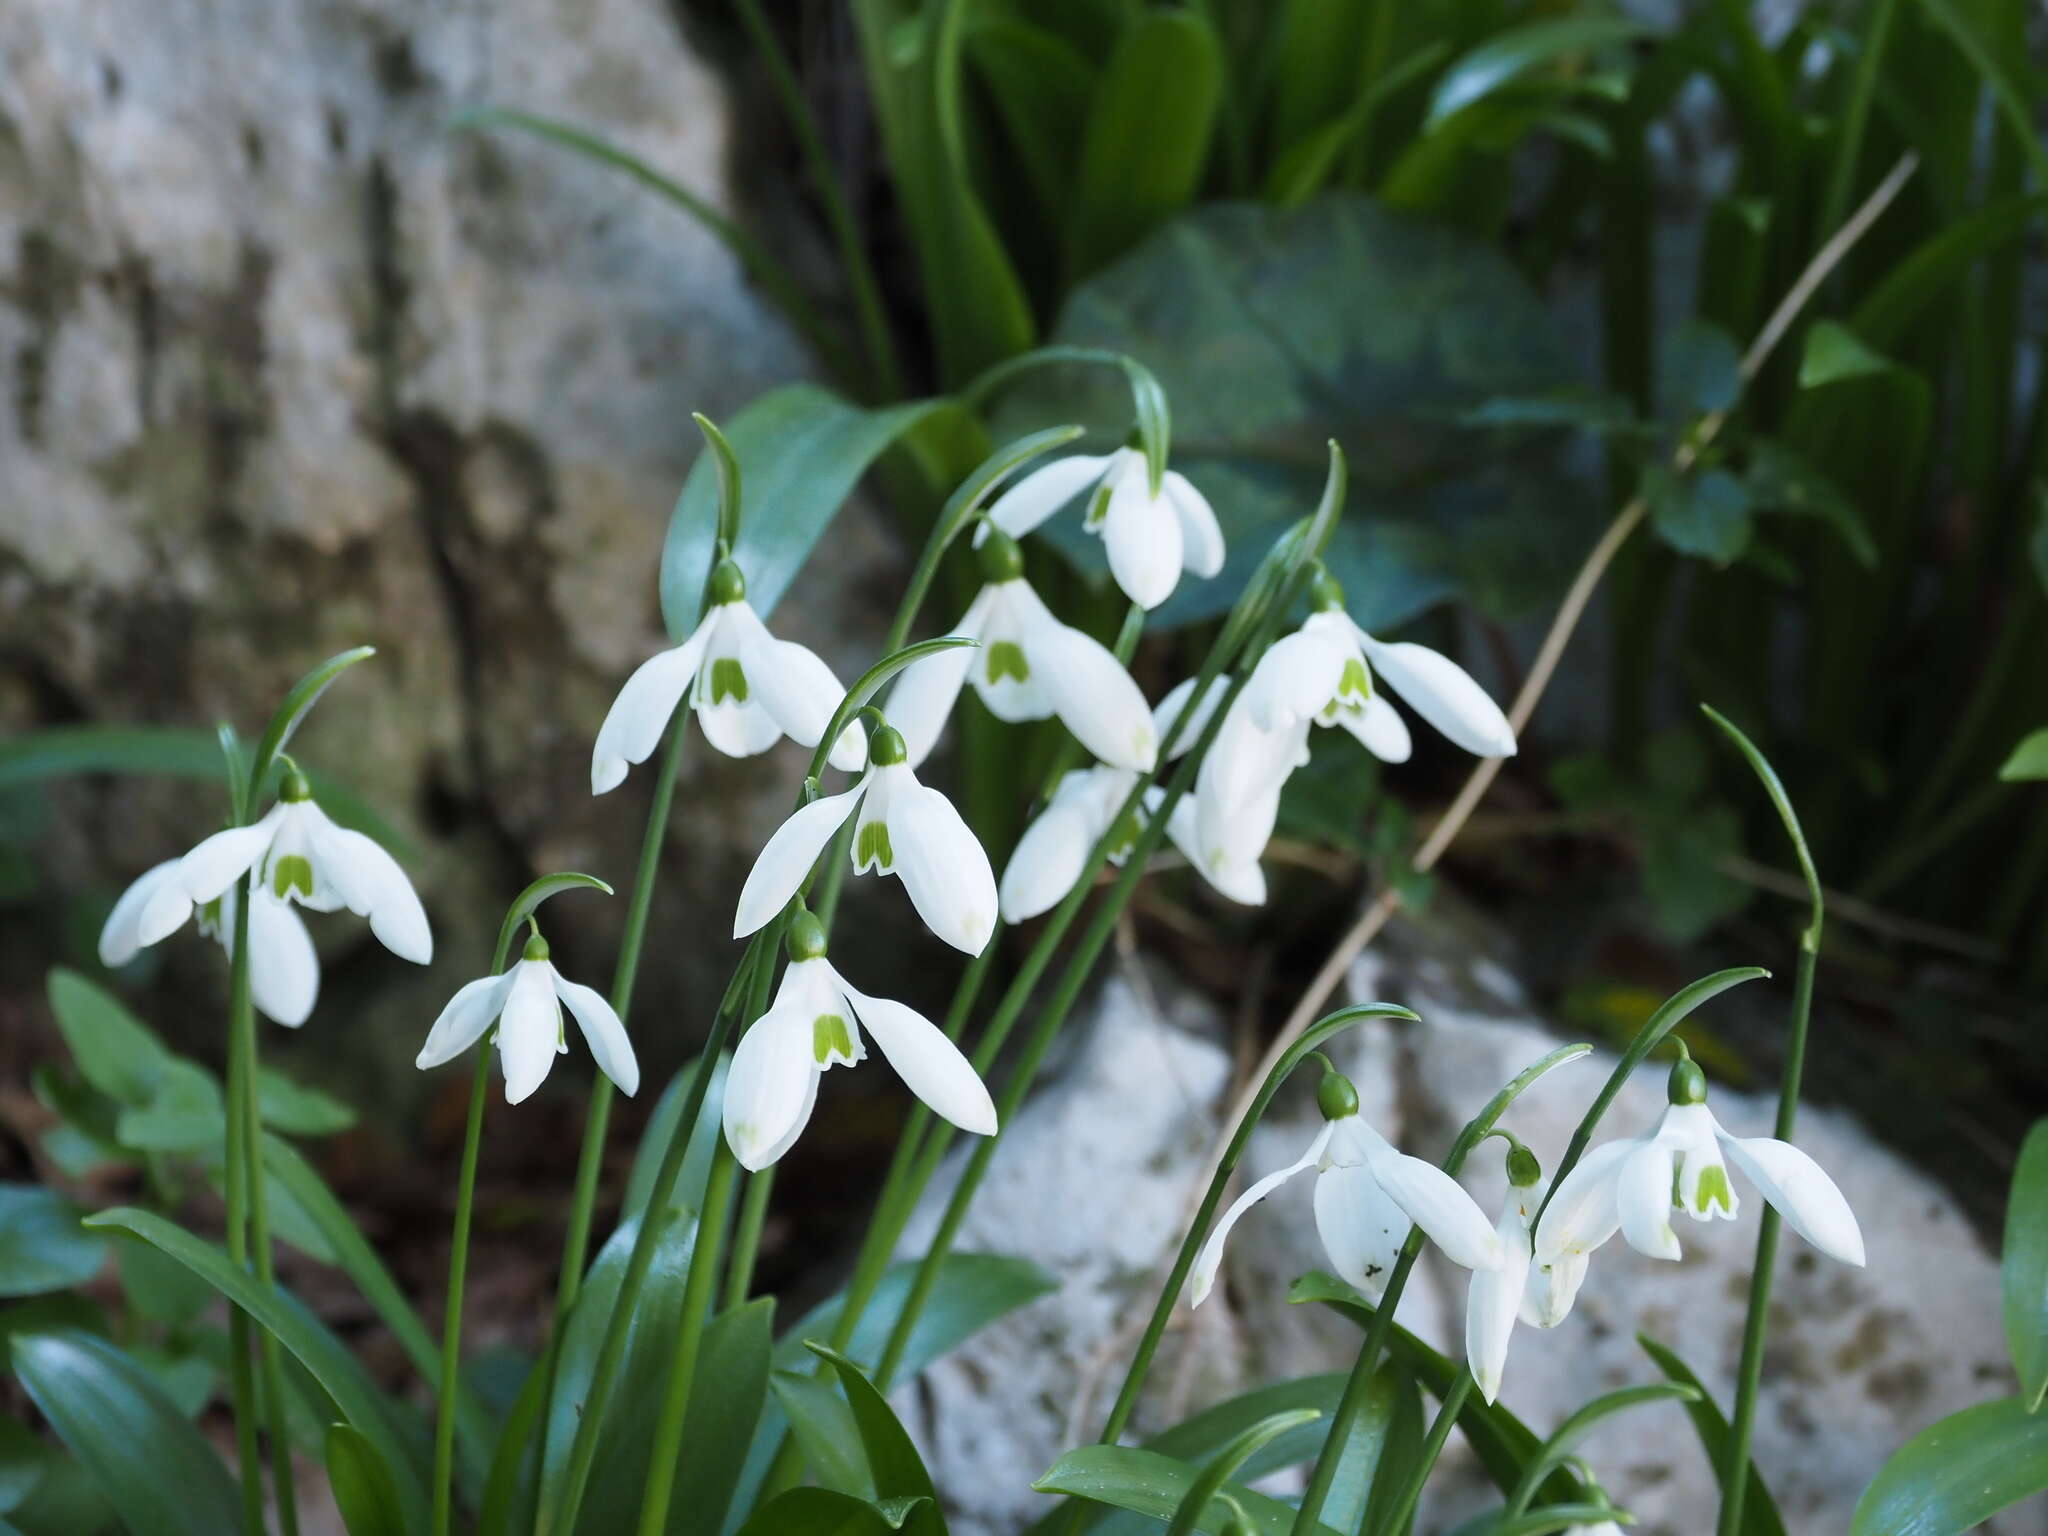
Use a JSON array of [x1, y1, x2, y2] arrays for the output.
[[1465, 1137, 1542, 1405], [416, 928, 638, 1104], [733, 721, 998, 954], [1189, 1067, 1502, 1307], [100, 764, 431, 994], [1531, 1054, 1865, 1324], [979, 446, 1225, 610], [884, 528, 1158, 772], [722, 912, 996, 1169], [591, 556, 866, 794], [102, 866, 318, 1026]]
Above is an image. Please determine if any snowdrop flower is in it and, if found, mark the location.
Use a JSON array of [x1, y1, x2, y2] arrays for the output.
[[1531, 1055, 1865, 1323], [592, 558, 865, 794], [884, 529, 1158, 773], [1189, 1068, 1502, 1307], [1465, 1138, 1542, 1405], [981, 446, 1224, 610], [416, 929, 637, 1105], [102, 767, 430, 986], [734, 722, 997, 954], [722, 913, 996, 1169], [100, 865, 318, 1027]]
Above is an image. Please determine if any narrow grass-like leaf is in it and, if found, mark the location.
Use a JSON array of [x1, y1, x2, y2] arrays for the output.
[[1637, 1335, 1787, 1536], [1999, 729, 2048, 784], [326, 1422, 408, 1536], [1163, 1409, 1321, 1536], [1033, 1445, 1347, 1535], [1424, 18, 1651, 130], [2004, 1121, 2048, 1410]]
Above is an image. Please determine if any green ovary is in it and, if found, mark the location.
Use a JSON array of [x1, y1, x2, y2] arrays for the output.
[[985, 641, 1030, 685], [856, 819, 894, 872], [708, 657, 749, 705], [812, 1014, 855, 1066], [270, 854, 314, 901]]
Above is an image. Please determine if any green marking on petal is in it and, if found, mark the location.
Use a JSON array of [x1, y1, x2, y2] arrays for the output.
[[1693, 1162, 1735, 1216], [855, 819, 894, 872], [1082, 478, 1115, 531], [271, 854, 313, 901], [812, 1014, 855, 1066], [1336, 655, 1372, 705], [985, 641, 1030, 685], [708, 656, 749, 705]]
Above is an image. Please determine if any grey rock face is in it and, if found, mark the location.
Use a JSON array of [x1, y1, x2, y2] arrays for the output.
[[897, 915, 2013, 1535]]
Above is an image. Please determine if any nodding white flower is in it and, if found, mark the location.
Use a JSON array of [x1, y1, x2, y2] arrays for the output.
[[980, 447, 1224, 611], [883, 529, 1158, 773], [1465, 1142, 1542, 1406], [100, 864, 318, 1027], [1531, 1057, 1865, 1324], [592, 558, 865, 795], [733, 723, 997, 955], [416, 930, 637, 1105], [101, 768, 430, 990], [1189, 1070, 1503, 1308], [722, 914, 996, 1170]]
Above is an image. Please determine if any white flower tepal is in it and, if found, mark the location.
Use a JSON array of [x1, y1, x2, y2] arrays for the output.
[[416, 930, 639, 1105], [722, 916, 997, 1170], [100, 862, 319, 1027], [1464, 1142, 1542, 1406], [592, 558, 865, 794]]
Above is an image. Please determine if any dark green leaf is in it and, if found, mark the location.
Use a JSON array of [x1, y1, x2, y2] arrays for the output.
[[1032, 1444, 1346, 1535], [805, 1346, 936, 1511], [9, 1331, 239, 1536], [622, 1057, 729, 1226], [1647, 466, 1753, 564], [256, 1068, 355, 1136], [668, 1299, 774, 1535], [0, 1414, 55, 1514], [1164, 1408, 1322, 1536], [1999, 730, 2048, 784], [1850, 1396, 2048, 1534], [44, 972, 170, 1108], [1798, 321, 1894, 389], [1659, 319, 1743, 415], [326, 1422, 408, 1536], [1443, 1507, 1632, 1536], [477, 1357, 547, 1536], [1637, 1334, 1787, 1536], [733, 1488, 925, 1536], [660, 385, 945, 636], [5, 1449, 115, 1536], [1742, 440, 1875, 567], [0, 1188, 102, 1299], [1424, 17, 1651, 128], [113, 1241, 213, 1329], [771, 1370, 874, 1501], [2004, 1121, 2048, 1409], [114, 1062, 223, 1154], [776, 1254, 1057, 1377], [1355, 1366, 1423, 1534]]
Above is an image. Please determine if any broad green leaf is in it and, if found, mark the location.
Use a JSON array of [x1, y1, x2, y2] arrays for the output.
[[668, 1299, 775, 1535], [123, 1345, 214, 1419], [1647, 466, 1753, 564], [964, 21, 1093, 225], [1355, 1366, 1423, 1535], [80, 1208, 429, 1528], [1425, 18, 1652, 129], [0, 1414, 54, 1514], [477, 1356, 547, 1536], [1009, 197, 1590, 630], [1637, 1335, 1787, 1536], [622, 1056, 730, 1226], [733, 1488, 927, 1536], [10, 1330, 239, 1536], [1851, 1396, 2048, 1534], [44, 972, 171, 1107], [776, 1254, 1058, 1376], [1443, 1508, 1634, 1536], [326, 1422, 408, 1536], [0, 1187, 102, 1298], [256, 1068, 355, 1136], [1798, 321, 1894, 389], [806, 1346, 937, 1513], [2005, 1121, 2048, 1408], [1164, 1409, 1322, 1536], [1659, 319, 1743, 416], [115, 1063, 224, 1153], [2000, 730, 2048, 784], [114, 1236, 214, 1328], [1511, 1382, 1698, 1500], [659, 385, 945, 636], [5, 1449, 115, 1536], [771, 1370, 874, 1501], [1064, 10, 1220, 281], [1032, 1445, 1346, 1535]]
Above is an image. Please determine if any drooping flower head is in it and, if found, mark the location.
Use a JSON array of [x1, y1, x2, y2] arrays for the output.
[[722, 912, 996, 1169], [101, 864, 318, 1027], [592, 558, 866, 794], [981, 446, 1225, 611], [416, 928, 637, 1105], [1190, 1065, 1503, 1308], [1465, 1136, 1542, 1405], [733, 722, 998, 955], [1530, 1051, 1865, 1326], [884, 529, 1159, 773]]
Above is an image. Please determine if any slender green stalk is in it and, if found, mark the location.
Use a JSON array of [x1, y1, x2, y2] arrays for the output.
[[724, 1168, 772, 1309], [222, 881, 266, 1535], [1375, 1370, 1471, 1536], [432, 1050, 492, 1536], [635, 1145, 740, 1536]]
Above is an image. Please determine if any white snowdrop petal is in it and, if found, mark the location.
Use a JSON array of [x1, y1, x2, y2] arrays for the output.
[[246, 894, 319, 1027], [1099, 467, 1184, 610], [1521, 1249, 1588, 1330], [732, 784, 866, 939], [722, 998, 820, 1171], [1369, 1151, 1503, 1272], [101, 860, 186, 964], [590, 621, 711, 794], [970, 586, 1057, 725], [1533, 1137, 1636, 1263], [1245, 631, 1348, 733], [1313, 1162, 1412, 1301], [1718, 1132, 1866, 1267], [416, 970, 520, 1070], [1188, 1126, 1332, 1307], [1357, 634, 1517, 758], [496, 962, 562, 1105], [1164, 472, 1226, 578], [1616, 1140, 1682, 1260], [176, 820, 278, 904], [553, 973, 639, 1097], [307, 810, 432, 963], [885, 590, 994, 767], [1154, 674, 1231, 760], [835, 969, 995, 1137], [889, 782, 998, 955], [984, 454, 1111, 540], [1466, 1202, 1532, 1404], [1016, 598, 1158, 771], [1000, 797, 1097, 924], [695, 694, 784, 758], [1336, 693, 1413, 764]]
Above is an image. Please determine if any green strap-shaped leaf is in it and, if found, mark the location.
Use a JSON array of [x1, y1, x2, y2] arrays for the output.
[[771, 1370, 874, 1501], [1423, 17, 1651, 129], [1031, 1444, 1348, 1535], [733, 1487, 929, 1536], [79, 1208, 429, 1529], [10, 1330, 240, 1536], [2004, 1120, 2048, 1410], [804, 1345, 938, 1513], [476, 1357, 548, 1536], [0, 1187, 102, 1300], [44, 971, 173, 1109], [659, 385, 947, 637], [1444, 1507, 1637, 1536], [1163, 1408, 1322, 1536], [1636, 1335, 1787, 1536], [668, 1299, 775, 1535], [1851, 1396, 2048, 1535], [1506, 1382, 1698, 1508], [2000, 729, 2048, 785], [326, 1422, 408, 1536]]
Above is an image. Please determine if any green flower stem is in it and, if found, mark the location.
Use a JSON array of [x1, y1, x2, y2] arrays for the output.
[[635, 1143, 740, 1536], [221, 880, 266, 1535], [431, 1047, 492, 1536], [531, 710, 690, 1508], [723, 1168, 772, 1310], [1718, 932, 1817, 1536], [1373, 1369, 1471, 1536]]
